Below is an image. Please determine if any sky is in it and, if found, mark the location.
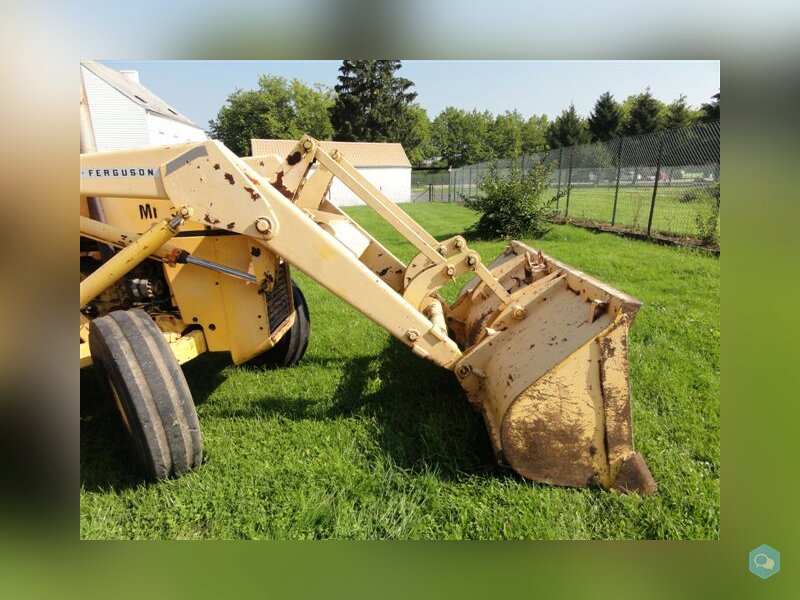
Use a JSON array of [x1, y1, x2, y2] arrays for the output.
[[104, 60, 720, 130]]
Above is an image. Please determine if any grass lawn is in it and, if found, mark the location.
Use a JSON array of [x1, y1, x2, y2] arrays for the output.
[[80, 203, 720, 540], [448, 182, 719, 239], [553, 185, 719, 238]]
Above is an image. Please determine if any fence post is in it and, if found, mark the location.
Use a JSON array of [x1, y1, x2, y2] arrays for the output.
[[647, 133, 666, 237], [565, 147, 574, 218], [468, 164, 473, 199], [449, 168, 453, 202], [472, 165, 476, 201], [611, 137, 623, 226], [428, 183, 433, 203], [556, 147, 564, 210]]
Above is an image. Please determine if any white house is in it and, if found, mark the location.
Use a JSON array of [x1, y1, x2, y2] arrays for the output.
[[251, 139, 412, 207], [81, 61, 206, 151]]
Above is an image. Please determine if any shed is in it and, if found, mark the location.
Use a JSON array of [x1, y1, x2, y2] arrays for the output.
[[251, 139, 412, 207], [81, 61, 206, 151]]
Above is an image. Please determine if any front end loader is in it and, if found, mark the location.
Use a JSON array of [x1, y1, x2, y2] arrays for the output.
[[80, 119, 656, 492]]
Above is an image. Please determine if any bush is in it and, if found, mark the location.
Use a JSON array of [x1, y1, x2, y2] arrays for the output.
[[465, 158, 559, 239], [678, 182, 720, 245], [678, 182, 720, 204], [696, 195, 720, 246]]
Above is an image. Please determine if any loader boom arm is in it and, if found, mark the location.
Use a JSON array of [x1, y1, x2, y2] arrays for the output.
[[80, 137, 482, 368], [80, 135, 657, 494]]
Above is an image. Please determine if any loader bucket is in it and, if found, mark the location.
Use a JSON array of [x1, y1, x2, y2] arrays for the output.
[[450, 242, 656, 494]]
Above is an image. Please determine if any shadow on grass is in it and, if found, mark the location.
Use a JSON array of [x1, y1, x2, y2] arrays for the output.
[[80, 368, 143, 491], [432, 228, 485, 244], [218, 338, 499, 481], [80, 353, 228, 492], [81, 339, 499, 490]]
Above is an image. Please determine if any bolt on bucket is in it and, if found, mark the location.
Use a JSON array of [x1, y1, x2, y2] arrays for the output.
[[447, 241, 656, 494]]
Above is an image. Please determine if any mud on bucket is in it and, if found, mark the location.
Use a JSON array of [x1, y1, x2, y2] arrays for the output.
[[449, 242, 657, 495]]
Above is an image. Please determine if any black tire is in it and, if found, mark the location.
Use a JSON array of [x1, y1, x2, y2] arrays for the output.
[[246, 281, 310, 369], [88, 309, 202, 480]]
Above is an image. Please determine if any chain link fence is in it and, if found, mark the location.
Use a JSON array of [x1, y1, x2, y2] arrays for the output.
[[411, 168, 451, 202], [446, 121, 720, 243]]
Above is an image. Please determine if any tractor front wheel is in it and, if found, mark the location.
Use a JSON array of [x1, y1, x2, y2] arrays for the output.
[[88, 308, 203, 480]]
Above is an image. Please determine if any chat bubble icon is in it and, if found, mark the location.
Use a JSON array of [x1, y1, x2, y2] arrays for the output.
[[753, 553, 775, 570], [749, 544, 780, 580]]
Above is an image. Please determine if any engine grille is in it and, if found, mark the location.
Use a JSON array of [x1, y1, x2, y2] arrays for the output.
[[265, 262, 292, 334]]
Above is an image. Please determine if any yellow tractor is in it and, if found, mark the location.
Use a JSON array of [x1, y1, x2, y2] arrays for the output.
[[80, 93, 656, 494]]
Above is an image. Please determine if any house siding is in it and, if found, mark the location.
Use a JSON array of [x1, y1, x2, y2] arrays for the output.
[[147, 112, 207, 146], [82, 65, 149, 151], [328, 166, 411, 206]]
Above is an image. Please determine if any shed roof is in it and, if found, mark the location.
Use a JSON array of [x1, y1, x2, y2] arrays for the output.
[[251, 139, 411, 168], [81, 61, 201, 129]]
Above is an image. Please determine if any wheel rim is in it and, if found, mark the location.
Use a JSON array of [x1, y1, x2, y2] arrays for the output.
[[107, 374, 133, 436]]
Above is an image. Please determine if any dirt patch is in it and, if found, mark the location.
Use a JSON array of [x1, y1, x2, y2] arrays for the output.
[[548, 216, 719, 255]]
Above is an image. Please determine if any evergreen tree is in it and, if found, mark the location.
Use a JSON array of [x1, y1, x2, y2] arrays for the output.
[[546, 103, 590, 148], [622, 88, 664, 136], [329, 60, 418, 146], [700, 91, 720, 123], [587, 92, 622, 142], [664, 94, 695, 129]]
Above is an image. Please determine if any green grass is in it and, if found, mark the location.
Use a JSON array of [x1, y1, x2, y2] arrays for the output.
[[554, 185, 719, 237], [80, 203, 719, 540], [451, 182, 720, 238]]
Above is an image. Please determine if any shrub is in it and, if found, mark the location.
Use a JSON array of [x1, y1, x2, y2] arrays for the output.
[[678, 182, 720, 204], [678, 182, 720, 245], [696, 195, 720, 246], [465, 158, 560, 239]]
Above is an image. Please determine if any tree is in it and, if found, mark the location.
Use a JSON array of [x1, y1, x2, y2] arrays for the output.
[[329, 60, 418, 147], [290, 80, 336, 141], [487, 110, 525, 159], [521, 115, 549, 154], [700, 91, 720, 123], [664, 94, 695, 130], [431, 107, 493, 167], [622, 88, 664, 136], [208, 75, 334, 156], [587, 92, 622, 142], [404, 105, 435, 166], [546, 103, 590, 148]]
